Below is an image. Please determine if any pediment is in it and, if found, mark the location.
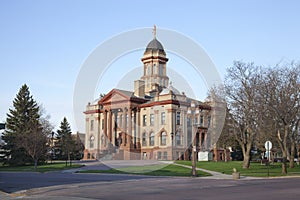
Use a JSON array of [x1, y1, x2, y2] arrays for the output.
[[98, 89, 131, 104]]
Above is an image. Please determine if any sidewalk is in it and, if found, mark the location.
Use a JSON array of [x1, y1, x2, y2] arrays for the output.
[[172, 162, 234, 179], [171, 162, 261, 180]]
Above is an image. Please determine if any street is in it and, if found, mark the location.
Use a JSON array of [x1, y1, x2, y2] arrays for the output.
[[1, 171, 300, 200]]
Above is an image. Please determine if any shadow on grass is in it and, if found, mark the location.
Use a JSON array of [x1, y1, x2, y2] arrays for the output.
[[79, 164, 211, 177]]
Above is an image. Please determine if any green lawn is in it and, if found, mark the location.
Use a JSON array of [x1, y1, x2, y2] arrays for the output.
[[175, 160, 300, 177], [79, 164, 211, 177], [0, 162, 83, 173]]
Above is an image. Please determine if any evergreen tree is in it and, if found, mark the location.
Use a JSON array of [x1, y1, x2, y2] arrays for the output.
[[56, 117, 74, 166], [1, 84, 41, 166]]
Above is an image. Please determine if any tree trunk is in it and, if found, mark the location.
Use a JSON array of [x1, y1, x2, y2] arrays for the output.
[[68, 152, 71, 167], [289, 141, 295, 168], [282, 156, 287, 175], [243, 154, 251, 169], [241, 142, 251, 169], [281, 144, 288, 175], [224, 148, 228, 162], [34, 159, 38, 171]]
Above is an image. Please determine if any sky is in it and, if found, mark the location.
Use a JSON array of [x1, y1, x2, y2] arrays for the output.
[[1, 0, 300, 133]]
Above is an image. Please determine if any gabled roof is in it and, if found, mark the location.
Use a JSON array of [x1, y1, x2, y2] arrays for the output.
[[98, 88, 148, 105]]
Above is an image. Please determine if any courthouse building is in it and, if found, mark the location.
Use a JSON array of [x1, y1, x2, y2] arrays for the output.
[[83, 28, 220, 161]]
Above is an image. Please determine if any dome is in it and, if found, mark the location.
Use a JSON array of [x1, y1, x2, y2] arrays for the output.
[[144, 38, 166, 56], [146, 38, 164, 51]]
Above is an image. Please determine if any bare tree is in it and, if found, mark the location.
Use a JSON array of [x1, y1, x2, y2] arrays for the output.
[[225, 61, 262, 168], [19, 120, 48, 170], [217, 108, 239, 162], [260, 63, 300, 174], [207, 85, 233, 162], [17, 108, 53, 170]]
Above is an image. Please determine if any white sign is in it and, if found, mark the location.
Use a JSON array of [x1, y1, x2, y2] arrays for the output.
[[265, 141, 272, 151], [198, 151, 209, 161]]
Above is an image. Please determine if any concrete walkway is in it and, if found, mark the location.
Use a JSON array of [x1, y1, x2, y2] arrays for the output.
[[172, 162, 233, 179]]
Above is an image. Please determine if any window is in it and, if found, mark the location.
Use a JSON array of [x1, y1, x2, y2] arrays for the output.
[[116, 115, 119, 128], [142, 133, 147, 146], [126, 114, 128, 129], [159, 64, 164, 75], [200, 115, 203, 126], [143, 114, 147, 126], [176, 133, 181, 145], [194, 117, 198, 125], [132, 113, 134, 128], [147, 64, 151, 75], [102, 119, 104, 129], [90, 120, 94, 131], [208, 116, 211, 128], [157, 152, 162, 160], [90, 136, 95, 148], [153, 64, 157, 74], [161, 112, 166, 125], [149, 132, 155, 146], [150, 114, 154, 126], [176, 112, 180, 125], [187, 117, 191, 126], [163, 151, 168, 160], [161, 132, 167, 145]]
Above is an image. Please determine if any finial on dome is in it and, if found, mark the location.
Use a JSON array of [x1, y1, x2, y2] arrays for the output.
[[153, 24, 156, 38]]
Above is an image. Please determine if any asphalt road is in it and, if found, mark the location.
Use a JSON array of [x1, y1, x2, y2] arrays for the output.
[[1, 171, 300, 200], [0, 171, 156, 193]]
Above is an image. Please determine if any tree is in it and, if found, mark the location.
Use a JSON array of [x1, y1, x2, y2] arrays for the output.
[[73, 132, 85, 160], [225, 61, 262, 168], [259, 63, 300, 174], [1, 84, 42, 166], [56, 117, 74, 166], [217, 109, 240, 162], [20, 119, 48, 170]]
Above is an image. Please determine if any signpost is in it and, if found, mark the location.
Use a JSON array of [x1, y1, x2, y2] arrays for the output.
[[265, 141, 272, 177]]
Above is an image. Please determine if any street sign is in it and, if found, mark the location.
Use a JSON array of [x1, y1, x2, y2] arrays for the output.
[[265, 141, 272, 151]]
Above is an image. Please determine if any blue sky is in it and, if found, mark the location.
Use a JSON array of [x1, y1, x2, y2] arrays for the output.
[[1, 0, 300, 132]]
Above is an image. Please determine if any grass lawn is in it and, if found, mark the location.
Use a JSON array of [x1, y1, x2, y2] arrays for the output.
[[175, 160, 300, 177], [0, 162, 83, 173], [79, 164, 211, 177]]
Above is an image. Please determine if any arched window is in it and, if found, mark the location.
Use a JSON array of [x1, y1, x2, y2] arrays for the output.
[[149, 132, 155, 146], [142, 133, 147, 146], [161, 132, 167, 145], [176, 132, 181, 145], [90, 136, 95, 148]]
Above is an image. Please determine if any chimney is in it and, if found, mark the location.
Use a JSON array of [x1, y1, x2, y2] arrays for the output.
[[134, 80, 145, 97]]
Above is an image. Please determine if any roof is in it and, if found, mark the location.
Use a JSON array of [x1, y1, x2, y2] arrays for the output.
[[115, 89, 135, 98], [160, 84, 181, 95], [145, 38, 164, 51]]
